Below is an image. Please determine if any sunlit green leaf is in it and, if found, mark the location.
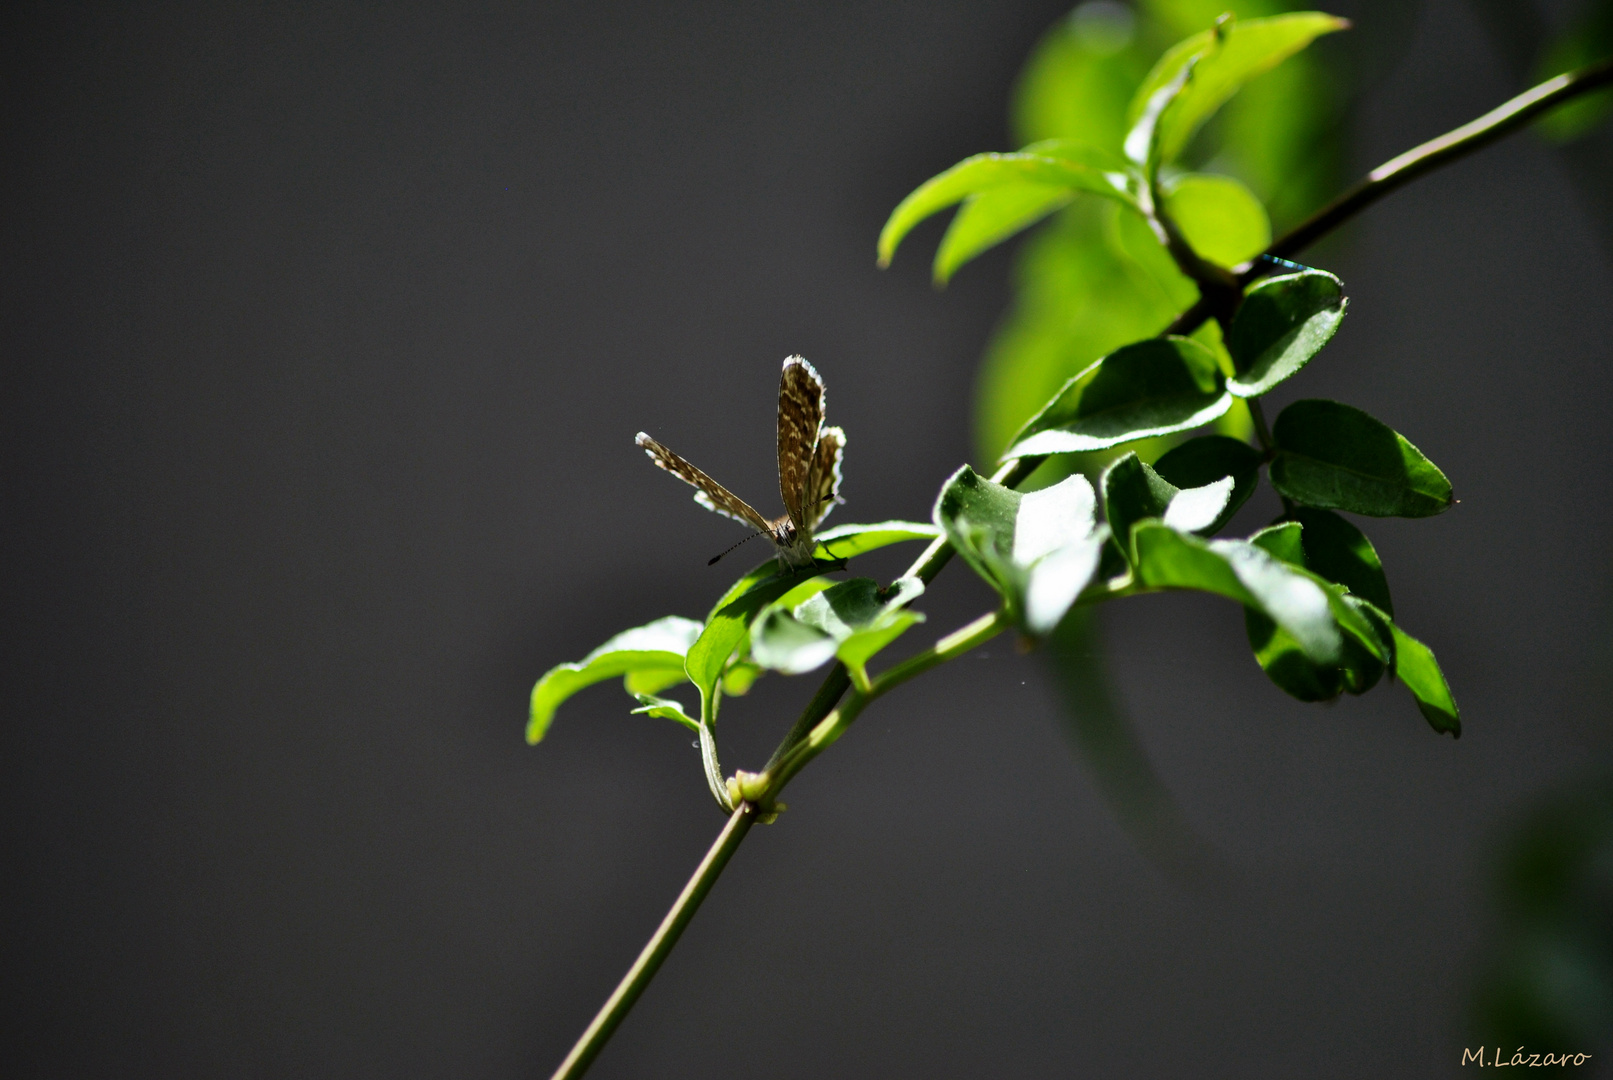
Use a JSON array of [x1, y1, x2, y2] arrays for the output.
[[720, 661, 762, 697], [1152, 435, 1261, 533], [812, 520, 941, 561], [1227, 269, 1346, 396], [528, 615, 704, 743], [1132, 522, 1340, 663], [1125, 46, 1201, 167], [1126, 12, 1351, 166], [935, 183, 1074, 285], [878, 142, 1135, 268], [1163, 172, 1271, 268], [936, 466, 1107, 636], [1101, 451, 1235, 558], [1270, 399, 1453, 517], [687, 571, 827, 719], [750, 576, 925, 682], [629, 692, 699, 732], [1005, 336, 1231, 459]]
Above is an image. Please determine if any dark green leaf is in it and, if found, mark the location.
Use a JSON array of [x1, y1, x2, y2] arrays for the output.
[[529, 616, 704, 743], [1126, 13, 1351, 166], [1245, 610, 1346, 701], [1270, 399, 1454, 517], [878, 142, 1134, 268], [1284, 506, 1393, 616], [1101, 453, 1177, 553], [1389, 621, 1461, 736], [935, 466, 1107, 635], [1163, 172, 1271, 268], [1227, 269, 1346, 396], [1102, 451, 1236, 556], [1005, 336, 1231, 458], [1152, 435, 1262, 533], [1132, 522, 1340, 663]]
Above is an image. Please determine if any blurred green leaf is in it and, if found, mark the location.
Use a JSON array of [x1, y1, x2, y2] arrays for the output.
[[529, 615, 704, 743], [1152, 434, 1262, 531], [1005, 336, 1231, 458], [936, 466, 1108, 635], [1163, 172, 1272, 267], [720, 660, 762, 696], [935, 183, 1075, 285], [1534, 3, 1613, 141], [1132, 521, 1341, 663], [878, 142, 1135, 269], [1388, 620, 1461, 735], [629, 692, 699, 732], [1127, 12, 1351, 166], [1227, 269, 1347, 396], [1270, 399, 1453, 517]]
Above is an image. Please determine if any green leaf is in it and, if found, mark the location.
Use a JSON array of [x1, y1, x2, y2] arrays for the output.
[[1132, 522, 1340, 663], [528, 615, 704, 743], [720, 661, 762, 697], [1101, 451, 1236, 556], [1124, 46, 1200, 168], [935, 183, 1074, 285], [812, 519, 941, 560], [935, 466, 1107, 636], [1283, 506, 1393, 616], [1270, 399, 1453, 517], [629, 693, 699, 732], [1152, 435, 1261, 533], [1004, 336, 1231, 459], [622, 667, 688, 697], [750, 577, 926, 682], [1162, 173, 1271, 268], [878, 142, 1135, 268], [1242, 523, 1389, 702], [1126, 13, 1351, 166], [1227, 269, 1346, 396], [1388, 621, 1460, 736], [687, 571, 827, 719]]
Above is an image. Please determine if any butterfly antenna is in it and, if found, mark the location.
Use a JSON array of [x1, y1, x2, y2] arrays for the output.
[[708, 531, 765, 566]]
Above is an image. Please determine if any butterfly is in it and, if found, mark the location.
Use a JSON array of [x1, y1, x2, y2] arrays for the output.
[[637, 356, 845, 568]]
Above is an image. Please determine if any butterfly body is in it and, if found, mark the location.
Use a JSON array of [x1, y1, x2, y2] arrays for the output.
[[637, 356, 845, 568]]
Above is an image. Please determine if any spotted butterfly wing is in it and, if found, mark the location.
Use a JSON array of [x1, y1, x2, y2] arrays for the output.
[[805, 425, 845, 529], [635, 433, 775, 535], [776, 356, 825, 535]]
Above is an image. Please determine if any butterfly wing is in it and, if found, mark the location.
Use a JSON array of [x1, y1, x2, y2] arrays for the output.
[[636, 432, 775, 535], [776, 356, 825, 534], [804, 425, 845, 529]]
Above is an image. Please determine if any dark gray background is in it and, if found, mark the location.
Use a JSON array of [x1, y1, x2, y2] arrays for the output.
[[3, 1, 1610, 1076]]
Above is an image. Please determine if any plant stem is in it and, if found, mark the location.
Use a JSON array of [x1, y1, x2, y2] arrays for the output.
[[549, 804, 756, 1080], [548, 58, 1613, 1078], [1269, 55, 1613, 260]]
